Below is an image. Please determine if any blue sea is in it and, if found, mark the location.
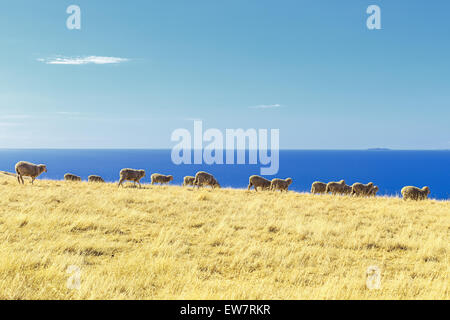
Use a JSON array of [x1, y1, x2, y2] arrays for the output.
[[0, 149, 448, 200]]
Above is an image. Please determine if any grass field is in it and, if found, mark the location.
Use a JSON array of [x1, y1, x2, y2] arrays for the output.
[[0, 172, 448, 300]]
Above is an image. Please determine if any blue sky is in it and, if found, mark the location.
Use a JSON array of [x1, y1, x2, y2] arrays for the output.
[[0, 0, 449, 149]]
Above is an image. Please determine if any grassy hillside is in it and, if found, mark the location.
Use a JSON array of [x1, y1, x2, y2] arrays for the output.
[[0, 172, 448, 299]]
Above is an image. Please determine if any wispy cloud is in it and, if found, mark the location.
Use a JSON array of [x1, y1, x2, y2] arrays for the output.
[[0, 122, 22, 127], [249, 104, 282, 109], [37, 56, 130, 65], [0, 114, 32, 120], [56, 112, 81, 116]]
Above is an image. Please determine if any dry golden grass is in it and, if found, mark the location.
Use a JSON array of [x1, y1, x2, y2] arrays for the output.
[[0, 173, 448, 300]]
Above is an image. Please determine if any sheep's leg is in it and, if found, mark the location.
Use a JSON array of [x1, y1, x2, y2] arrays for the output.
[[247, 183, 253, 191], [138, 180, 142, 188], [31, 177, 35, 185], [118, 178, 125, 187]]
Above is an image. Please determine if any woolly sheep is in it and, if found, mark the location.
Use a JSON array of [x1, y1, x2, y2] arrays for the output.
[[183, 176, 195, 187], [248, 175, 271, 191], [118, 168, 146, 188], [88, 175, 105, 183], [151, 173, 173, 185], [193, 171, 221, 189], [369, 185, 379, 197], [311, 181, 327, 194], [270, 178, 293, 192], [401, 186, 430, 201], [351, 182, 374, 197], [342, 184, 353, 195], [15, 161, 47, 185], [325, 180, 346, 195], [64, 173, 82, 182]]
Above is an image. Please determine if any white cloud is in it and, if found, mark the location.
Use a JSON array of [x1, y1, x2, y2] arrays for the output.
[[0, 114, 32, 120], [37, 56, 129, 65], [249, 104, 282, 109], [0, 122, 22, 127], [56, 112, 81, 116]]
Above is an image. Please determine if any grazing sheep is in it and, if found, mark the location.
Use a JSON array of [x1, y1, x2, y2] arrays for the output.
[[325, 180, 346, 195], [311, 181, 327, 194], [88, 175, 105, 183], [369, 185, 379, 197], [193, 171, 221, 189], [64, 173, 82, 182], [401, 186, 430, 201], [151, 173, 173, 185], [118, 168, 146, 188], [270, 178, 293, 192], [351, 182, 374, 197], [342, 184, 353, 195], [248, 175, 271, 191], [183, 176, 195, 187], [15, 161, 47, 185]]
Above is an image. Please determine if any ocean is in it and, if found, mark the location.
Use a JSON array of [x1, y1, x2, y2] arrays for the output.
[[0, 149, 448, 200]]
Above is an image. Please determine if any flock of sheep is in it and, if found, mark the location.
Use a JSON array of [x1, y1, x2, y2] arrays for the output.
[[13, 161, 431, 201]]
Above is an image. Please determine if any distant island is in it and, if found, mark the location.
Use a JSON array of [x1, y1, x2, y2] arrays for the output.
[[367, 148, 391, 151]]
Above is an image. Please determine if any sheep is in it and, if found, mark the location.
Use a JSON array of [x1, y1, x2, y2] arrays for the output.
[[88, 175, 105, 183], [342, 184, 353, 195], [270, 178, 293, 192], [151, 173, 173, 185], [325, 180, 346, 195], [15, 161, 47, 185], [369, 185, 379, 197], [193, 171, 221, 189], [118, 168, 146, 188], [351, 182, 374, 197], [401, 186, 430, 201], [248, 175, 271, 191], [64, 173, 82, 182], [311, 181, 327, 194], [183, 176, 195, 187]]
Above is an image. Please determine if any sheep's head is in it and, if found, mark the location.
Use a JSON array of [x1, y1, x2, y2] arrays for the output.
[[372, 186, 379, 195], [339, 180, 345, 184], [39, 165, 47, 173], [422, 186, 430, 195], [168, 175, 174, 181], [139, 170, 146, 178], [286, 178, 293, 185], [368, 182, 374, 187], [214, 181, 221, 189]]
